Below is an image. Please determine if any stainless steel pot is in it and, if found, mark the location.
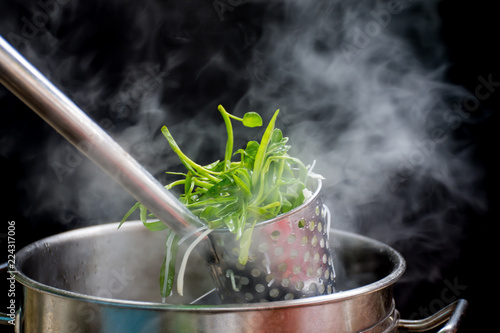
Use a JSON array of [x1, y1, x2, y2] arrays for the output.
[[1, 222, 466, 332]]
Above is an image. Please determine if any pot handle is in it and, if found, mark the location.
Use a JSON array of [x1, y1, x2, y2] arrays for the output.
[[398, 299, 468, 332], [0, 261, 21, 330]]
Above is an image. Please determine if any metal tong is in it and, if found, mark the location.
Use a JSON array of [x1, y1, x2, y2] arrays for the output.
[[0, 36, 213, 256], [0, 36, 337, 304]]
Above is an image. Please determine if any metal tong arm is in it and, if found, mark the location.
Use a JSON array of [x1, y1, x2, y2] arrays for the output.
[[0, 36, 206, 242]]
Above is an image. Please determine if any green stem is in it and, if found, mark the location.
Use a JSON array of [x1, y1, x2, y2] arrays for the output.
[[165, 179, 185, 190], [218, 105, 234, 171], [193, 178, 213, 189], [252, 109, 280, 187], [161, 126, 221, 182]]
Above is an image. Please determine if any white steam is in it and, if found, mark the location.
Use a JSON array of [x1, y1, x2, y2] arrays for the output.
[[1, 0, 486, 288], [233, 0, 486, 284]]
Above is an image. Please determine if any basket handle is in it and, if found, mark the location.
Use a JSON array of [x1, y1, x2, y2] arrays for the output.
[[398, 299, 468, 332]]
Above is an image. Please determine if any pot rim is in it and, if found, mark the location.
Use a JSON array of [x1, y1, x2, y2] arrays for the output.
[[12, 222, 406, 312]]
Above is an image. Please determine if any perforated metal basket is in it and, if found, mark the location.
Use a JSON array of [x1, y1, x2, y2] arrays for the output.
[[206, 180, 336, 303]]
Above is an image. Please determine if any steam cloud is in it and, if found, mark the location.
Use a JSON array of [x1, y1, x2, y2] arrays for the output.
[[233, 0, 486, 286], [1, 0, 486, 293]]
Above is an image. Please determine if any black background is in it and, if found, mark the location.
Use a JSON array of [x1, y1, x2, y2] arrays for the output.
[[0, 0, 498, 332]]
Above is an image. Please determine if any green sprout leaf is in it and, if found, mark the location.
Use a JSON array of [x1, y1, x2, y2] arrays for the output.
[[120, 105, 319, 298], [242, 112, 263, 127]]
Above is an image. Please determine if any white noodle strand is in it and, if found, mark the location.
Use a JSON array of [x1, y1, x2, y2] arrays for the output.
[[177, 228, 213, 296], [177, 225, 209, 245]]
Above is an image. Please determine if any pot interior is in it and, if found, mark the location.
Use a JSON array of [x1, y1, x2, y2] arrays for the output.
[[15, 221, 404, 306]]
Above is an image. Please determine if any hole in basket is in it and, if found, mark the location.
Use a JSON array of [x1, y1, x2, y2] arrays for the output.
[[309, 221, 315, 231], [298, 218, 306, 228], [266, 274, 275, 284], [248, 252, 258, 262], [258, 242, 269, 253], [251, 268, 261, 277], [278, 262, 288, 272], [269, 288, 280, 298], [245, 293, 254, 301]]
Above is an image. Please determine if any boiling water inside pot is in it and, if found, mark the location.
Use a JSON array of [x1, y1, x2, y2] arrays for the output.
[[17, 222, 394, 305]]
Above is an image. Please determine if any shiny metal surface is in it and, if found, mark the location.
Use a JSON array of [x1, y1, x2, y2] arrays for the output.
[[359, 302, 398, 333], [0, 36, 345, 306], [11, 222, 405, 333], [0, 35, 469, 332], [398, 300, 468, 333], [208, 180, 336, 303], [0, 36, 206, 244]]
